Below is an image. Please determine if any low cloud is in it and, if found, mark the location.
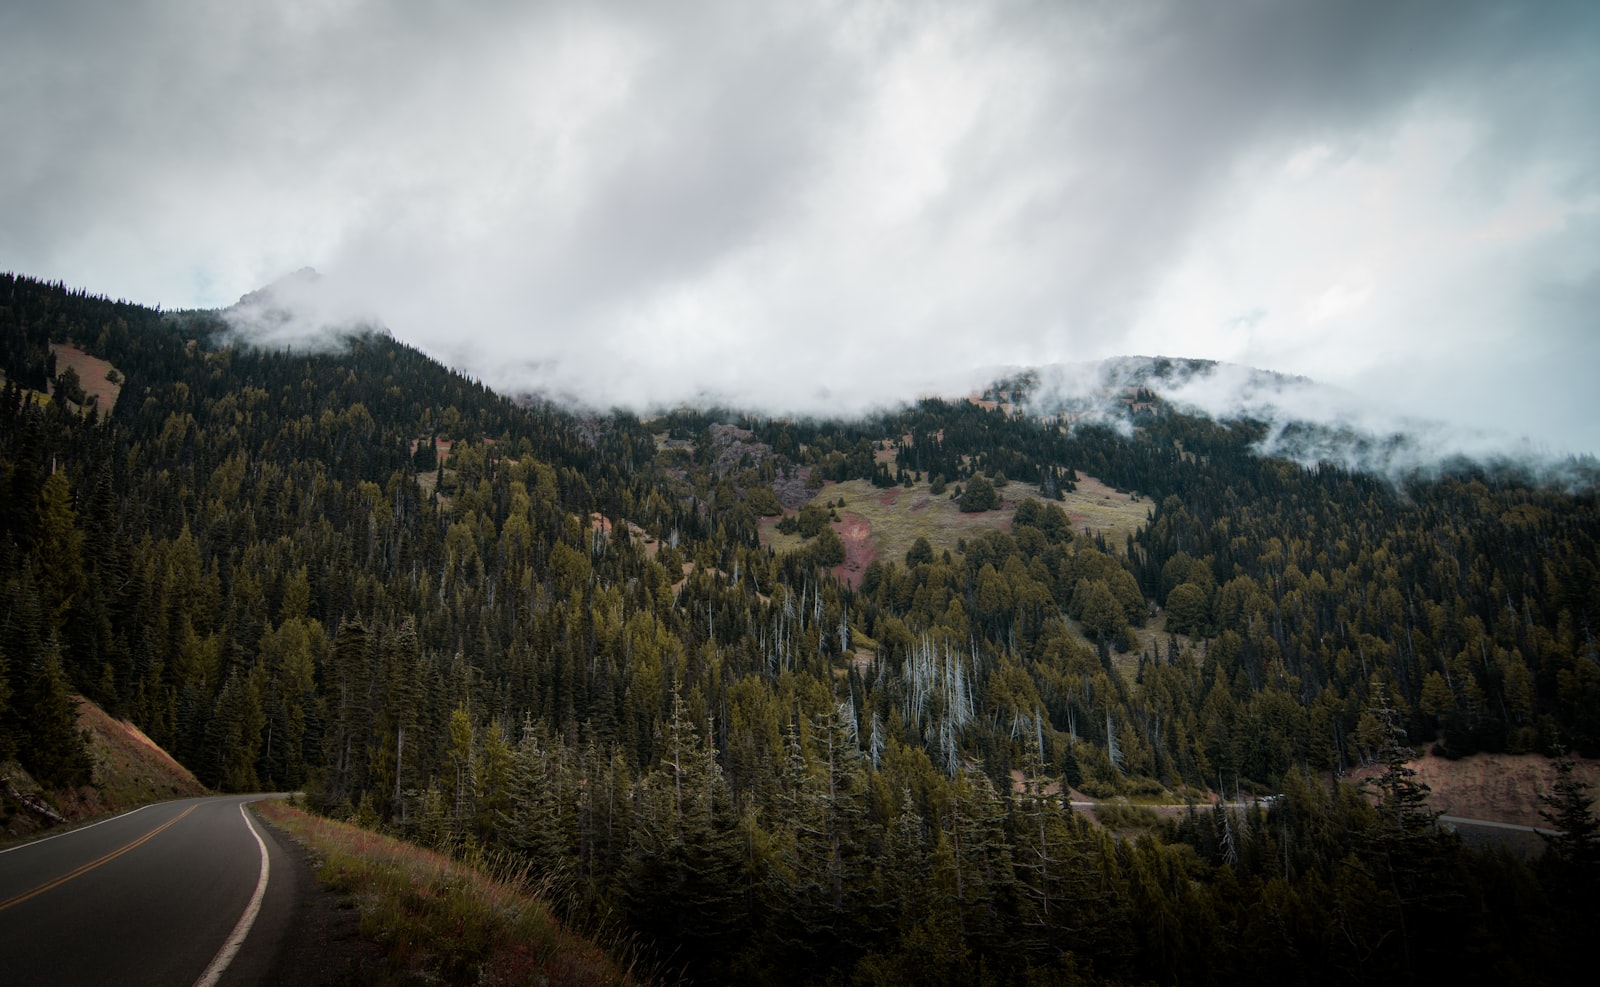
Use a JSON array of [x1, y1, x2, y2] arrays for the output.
[[1028, 358, 1598, 486], [2, 1, 1596, 453], [218, 268, 384, 353]]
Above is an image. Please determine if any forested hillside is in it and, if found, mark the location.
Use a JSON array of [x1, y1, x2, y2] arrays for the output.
[[2, 272, 1596, 985]]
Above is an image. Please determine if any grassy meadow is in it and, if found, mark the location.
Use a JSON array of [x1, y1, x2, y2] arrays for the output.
[[761, 471, 1152, 569]]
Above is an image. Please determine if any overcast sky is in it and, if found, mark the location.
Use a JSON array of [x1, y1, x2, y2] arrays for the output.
[[3, 0, 1597, 455]]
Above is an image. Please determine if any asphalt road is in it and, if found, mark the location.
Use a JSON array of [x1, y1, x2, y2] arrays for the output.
[[0, 795, 304, 987]]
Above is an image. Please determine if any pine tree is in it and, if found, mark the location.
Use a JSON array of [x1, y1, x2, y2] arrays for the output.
[[1537, 745, 1599, 924], [617, 694, 748, 982], [496, 717, 572, 876], [321, 619, 373, 812], [1358, 680, 1465, 984], [205, 667, 264, 791], [0, 641, 13, 762], [19, 642, 93, 788], [31, 471, 86, 643]]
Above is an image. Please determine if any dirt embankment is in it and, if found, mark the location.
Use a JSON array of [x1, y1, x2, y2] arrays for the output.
[[1347, 751, 1598, 829], [2, 697, 208, 842]]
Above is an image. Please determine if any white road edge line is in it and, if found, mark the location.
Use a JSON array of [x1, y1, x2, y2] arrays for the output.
[[0, 801, 164, 855], [193, 802, 271, 987]]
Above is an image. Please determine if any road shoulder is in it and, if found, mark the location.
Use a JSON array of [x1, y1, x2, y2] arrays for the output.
[[245, 803, 383, 986]]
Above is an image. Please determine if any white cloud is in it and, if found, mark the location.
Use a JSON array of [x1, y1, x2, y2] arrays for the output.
[[1, 0, 1597, 452]]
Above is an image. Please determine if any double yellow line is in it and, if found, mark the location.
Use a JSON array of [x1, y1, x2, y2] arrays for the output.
[[0, 804, 198, 912]]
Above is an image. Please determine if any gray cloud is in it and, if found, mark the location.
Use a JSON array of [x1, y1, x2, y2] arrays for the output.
[[1027, 358, 1597, 487], [2, 1, 1597, 452]]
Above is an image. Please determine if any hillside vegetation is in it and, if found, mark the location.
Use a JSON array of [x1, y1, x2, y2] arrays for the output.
[[2, 694, 207, 841], [2, 271, 1598, 985]]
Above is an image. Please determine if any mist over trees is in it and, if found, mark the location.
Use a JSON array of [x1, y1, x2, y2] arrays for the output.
[[3, 272, 1597, 984]]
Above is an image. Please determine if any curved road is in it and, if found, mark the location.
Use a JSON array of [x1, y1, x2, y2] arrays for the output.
[[0, 795, 304, 987]]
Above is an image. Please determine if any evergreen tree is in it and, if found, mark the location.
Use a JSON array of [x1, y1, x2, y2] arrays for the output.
[[957, 473, 999, 513], [18, 642, 93, 788], [0, 642, 12, 763], [205, 667, 264, 791], [617, 694, 748, 982], [31, 471, 86, 643], [1537, 746, 1600, 913]]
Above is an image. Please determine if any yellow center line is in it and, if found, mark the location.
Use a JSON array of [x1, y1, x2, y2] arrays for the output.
[[0, 804, 200, 912]]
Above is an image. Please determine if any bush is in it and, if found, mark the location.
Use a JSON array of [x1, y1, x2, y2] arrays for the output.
[[812, 527, 846, 566], [744, 486, 783, 517], [797, 502, 830, 538], [959, 474, 999, 513], [1164, 582, 1209, 636], [905, 537, 934, 567]]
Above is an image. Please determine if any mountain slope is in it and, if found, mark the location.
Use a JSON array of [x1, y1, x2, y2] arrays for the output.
[[4, 271, 1599, 986]]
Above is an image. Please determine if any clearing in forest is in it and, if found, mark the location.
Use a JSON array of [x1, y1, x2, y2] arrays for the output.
[[758, 472, 1151, 586], [49, 343, 123, 417]]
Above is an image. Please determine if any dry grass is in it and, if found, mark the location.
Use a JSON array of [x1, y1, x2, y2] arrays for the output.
[[73, 697, 207, 810], [1056, 475, 1152, 547], [49, 343, 123, 418], [4, 696, 209, 842], [1125, 612, 1194, 659], [416, 468, 454, 502], [254, 801, 638, 986], [759, 472, 1151, 571]]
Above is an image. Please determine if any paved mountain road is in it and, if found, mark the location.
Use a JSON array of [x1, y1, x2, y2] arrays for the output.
[[0, 795, 305, 987]]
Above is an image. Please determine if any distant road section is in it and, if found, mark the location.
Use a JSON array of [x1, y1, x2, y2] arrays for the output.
[[0, 795, 300, 987]]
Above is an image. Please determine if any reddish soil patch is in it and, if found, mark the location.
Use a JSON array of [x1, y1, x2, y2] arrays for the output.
[[409, 437, 456, 466], [829, 512, 877, 589], [587, 513, 658, 556], [878, 489, 900, 506]]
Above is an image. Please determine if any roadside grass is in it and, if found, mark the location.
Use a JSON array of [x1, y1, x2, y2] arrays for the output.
[[253, 801, 638, 987]]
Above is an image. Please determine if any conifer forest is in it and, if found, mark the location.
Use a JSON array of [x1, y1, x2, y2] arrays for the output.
[[2, 272, 1597, 985]]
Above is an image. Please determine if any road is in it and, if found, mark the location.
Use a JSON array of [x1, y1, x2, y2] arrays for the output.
[[0, 795, 305, 987]]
